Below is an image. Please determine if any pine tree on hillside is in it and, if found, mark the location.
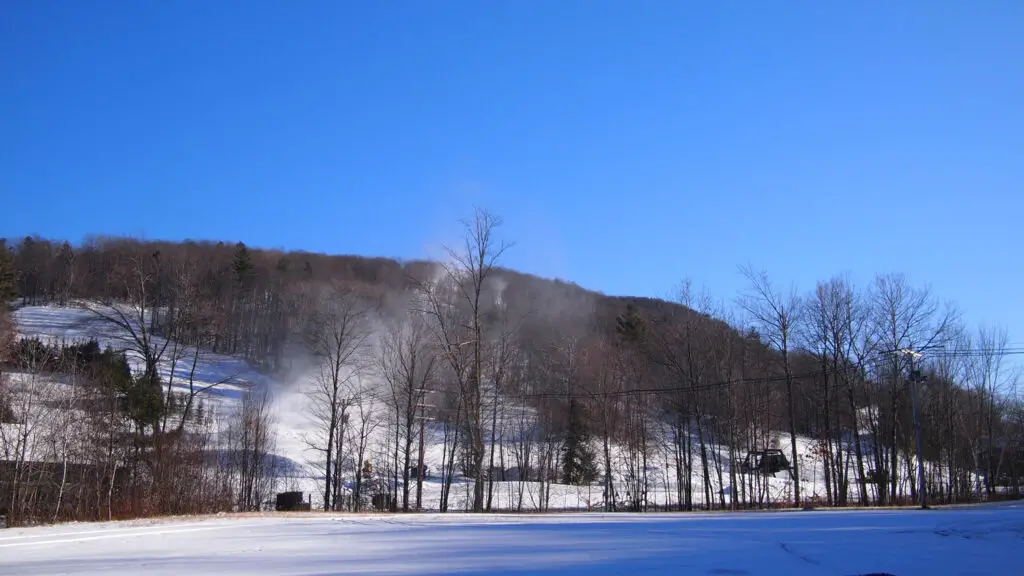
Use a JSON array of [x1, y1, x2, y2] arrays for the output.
[[54, 241, 75, 304], [275, 255, 289, 275], [0, 240, 19, 305], [232, 242, 255, 289], [17, 236, 39, 305], [562, 399, 599, 486], [230, 242, 256, 354], [615, 303, 647, 345]]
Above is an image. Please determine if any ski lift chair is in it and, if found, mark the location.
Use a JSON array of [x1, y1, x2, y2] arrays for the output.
[[741, 449, 793, 477]]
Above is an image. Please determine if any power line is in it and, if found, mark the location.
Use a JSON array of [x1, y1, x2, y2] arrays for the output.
[[415, 358, 873, 402], [410, 346, 1024, 404], [907, 348, 1024, 357]]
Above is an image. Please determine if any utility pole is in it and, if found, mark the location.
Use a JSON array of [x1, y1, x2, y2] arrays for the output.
[[414, 388, 434, 512], [898, 349, 928, 509]]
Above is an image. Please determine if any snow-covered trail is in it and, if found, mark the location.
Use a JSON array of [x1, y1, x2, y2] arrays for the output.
[[2, 503, 1022, 575]]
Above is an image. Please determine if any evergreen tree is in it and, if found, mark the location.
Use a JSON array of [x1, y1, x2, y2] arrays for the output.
[[230, 242, 256, 355], [561, 399, 599, 485], [275, 255, 290, 276], [232, 242, 255, 289], [55, 241, 75, 303], [615, 303, 647, 345], [17, 236, 38, 304], [0, 240, 18, 304]]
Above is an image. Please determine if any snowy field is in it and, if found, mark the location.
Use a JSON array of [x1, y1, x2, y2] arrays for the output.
[[2, 503, 1022, 575]]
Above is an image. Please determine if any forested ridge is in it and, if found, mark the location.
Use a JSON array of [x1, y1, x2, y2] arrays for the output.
[[0, 210, 1021, 526]]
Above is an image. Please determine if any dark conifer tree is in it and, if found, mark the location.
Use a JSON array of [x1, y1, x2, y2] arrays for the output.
[[53, 241, 76, 304], [232, 242, 255, 289], [230, 242, 255, 354], [615, 303, 647, 345], [0, 239, 19, 304], [17, 236, 38, 304], [562, 398, 599, 486]]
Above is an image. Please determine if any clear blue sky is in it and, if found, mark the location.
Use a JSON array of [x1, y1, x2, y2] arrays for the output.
[[2, 1, 1021, 342]]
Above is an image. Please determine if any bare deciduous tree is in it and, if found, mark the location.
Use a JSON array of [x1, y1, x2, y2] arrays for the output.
[[80, 253, 170, 389], [345, 376, 381, 512], [226, 386, 278, 511], [305, 284, 372, 511], [415, 207, 510, 512], [967, 326, 1014, 494], [378, 314, 436, 512], [870, 273, 957, 504], [739, 265, 803, 507]]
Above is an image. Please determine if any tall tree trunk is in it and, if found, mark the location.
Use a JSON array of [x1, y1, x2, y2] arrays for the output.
[[783, 347, 800, 507]]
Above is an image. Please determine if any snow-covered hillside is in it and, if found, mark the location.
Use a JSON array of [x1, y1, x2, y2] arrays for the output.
[[8, 304, 933, 512]]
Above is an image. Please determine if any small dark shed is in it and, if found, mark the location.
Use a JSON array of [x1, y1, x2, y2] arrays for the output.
[[275, 491, 311, 511]]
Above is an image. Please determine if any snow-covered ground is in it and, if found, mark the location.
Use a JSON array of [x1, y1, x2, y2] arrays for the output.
[[2, 503, 1022, 575], [6, 304, 952, 511]]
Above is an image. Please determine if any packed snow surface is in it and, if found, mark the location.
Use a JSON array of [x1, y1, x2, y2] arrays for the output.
[[2, 503, 1022, 575]]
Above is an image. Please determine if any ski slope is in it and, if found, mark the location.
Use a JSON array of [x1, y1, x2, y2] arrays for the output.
[[2, 503, 1022, 575], [8, 304, 929, 511]]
